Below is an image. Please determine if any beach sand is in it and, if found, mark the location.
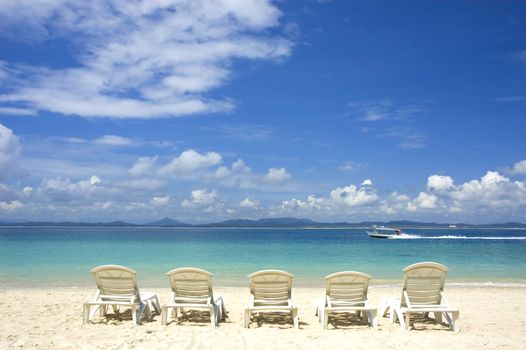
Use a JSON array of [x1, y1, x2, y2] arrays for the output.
[[1, 286, 525, 349]]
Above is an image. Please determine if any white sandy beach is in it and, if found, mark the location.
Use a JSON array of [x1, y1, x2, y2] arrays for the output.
[[1, 286, 525, 349]]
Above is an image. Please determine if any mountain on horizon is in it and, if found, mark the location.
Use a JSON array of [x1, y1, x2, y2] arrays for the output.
[[202, 217, 318, 227], [147, 217, 190, 227], [0, 217, 525, 228]]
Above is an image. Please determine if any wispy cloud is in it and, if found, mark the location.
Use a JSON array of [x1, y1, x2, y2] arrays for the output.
[[94, 135, 137, 147], [0, 1, 292, 119], [379, 127, 427, 150], [348, 99, 429, 150], [494, 96, 526, 102], [347, 99, 429, 122], [0, 107, 37, 116], [338, 161, 366, 172], [214, 123, 276, 141], [506, 49, 526, 64]]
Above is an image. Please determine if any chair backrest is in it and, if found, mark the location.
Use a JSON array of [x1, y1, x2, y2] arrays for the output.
[[324, 271, 372, 305], [166, 267, 213, 303], [402, 262, 448, 306], [91, 265, 140, 302], [247, 270, 294, 306]]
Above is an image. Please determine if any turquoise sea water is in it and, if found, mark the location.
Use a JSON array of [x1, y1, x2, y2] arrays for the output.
[[1, 227, 526, 287]]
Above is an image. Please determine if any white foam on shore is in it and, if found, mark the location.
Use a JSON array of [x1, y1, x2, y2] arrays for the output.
[[370, 281, 526, 288], [391, 234, 526, 240], [445, 281, 526, 288]]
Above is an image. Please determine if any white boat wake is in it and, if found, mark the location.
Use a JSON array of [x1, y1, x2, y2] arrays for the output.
[[390, 234, 526, 240]]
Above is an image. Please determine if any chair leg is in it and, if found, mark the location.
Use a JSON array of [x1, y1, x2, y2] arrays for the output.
[[83, 304, 90, 325], [132, 305, 138, 324], [452, 311, 460, 332], [214, 296, 226, 321], [379, 299, 389, 318], [154, 295, 161, 314], [393, 306, 405, 329], [144, 303, 152, 321], [405, 312, 411, 331], [361, 310, 368, 323], [210, 305, 217, 327], [292, 308, 299, 329], [88, 305, 100, 321], [434, 311, 443, 324], [244, 310, 251, 328], [133, 303, 146, 325], [161, 306, 168, 325], [370, 310, 378, 329], [323, 310, 329, 329]]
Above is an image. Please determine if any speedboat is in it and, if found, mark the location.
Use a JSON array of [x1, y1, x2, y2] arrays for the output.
[[366, 226, 402, 239]]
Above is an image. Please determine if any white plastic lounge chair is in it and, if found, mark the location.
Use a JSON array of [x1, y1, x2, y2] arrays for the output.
[[161, 267, 226, 327], [385, 262, 459, 331], [244, 270, 299, 328], [82, 265, 161, 325], [316, 271, 378, 329]]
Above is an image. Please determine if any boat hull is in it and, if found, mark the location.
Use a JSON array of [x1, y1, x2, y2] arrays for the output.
[[367, 232, 395, 239]]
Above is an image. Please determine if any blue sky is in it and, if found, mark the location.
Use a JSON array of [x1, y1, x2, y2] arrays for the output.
[[0, 0, 525, 223]]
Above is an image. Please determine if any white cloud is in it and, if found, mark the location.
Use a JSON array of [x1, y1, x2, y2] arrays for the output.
[[361, 179, 373, 186], [407, 170, 526, 215], [507, 159, 526, 175], [94, 135, 136, 146], [0, 107, 37, 116], [389, 191, 410, 202], [330, 183, 378, 206], [159, 149, 221, 177], [129, 156, 158, 176], [0, 199, 23, 211], [117, 178, 166, 191], [240, 197, 260, 209], [427, 175, 455, 191], [213, 159, 258, 188], [0, 123, 22, 181], [407, 192, 438, 211], [449, 171, 521, 204], [89, 175, 101, 185], [182, 188, 218, 208], [151, 196, 170, 207], [263, 167, 291, 184], [0, 0, 291, 119]]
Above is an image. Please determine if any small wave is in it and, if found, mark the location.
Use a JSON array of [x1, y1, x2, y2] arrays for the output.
[[446, 281, 526, 288], [390, 234, 526, 240], [371, 281, 526, 288]]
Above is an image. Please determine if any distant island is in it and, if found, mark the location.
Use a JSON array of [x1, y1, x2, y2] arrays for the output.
[[1, 217, 525, 229]]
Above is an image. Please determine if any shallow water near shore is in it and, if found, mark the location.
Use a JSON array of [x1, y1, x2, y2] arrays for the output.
[[1, 226, 525, 287]]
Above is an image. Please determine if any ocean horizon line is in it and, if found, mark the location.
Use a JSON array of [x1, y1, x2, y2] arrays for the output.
[[1, 217, 526, 229]]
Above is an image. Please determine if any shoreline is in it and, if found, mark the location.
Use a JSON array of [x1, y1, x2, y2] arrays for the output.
[[3, 281, 526, 290]]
